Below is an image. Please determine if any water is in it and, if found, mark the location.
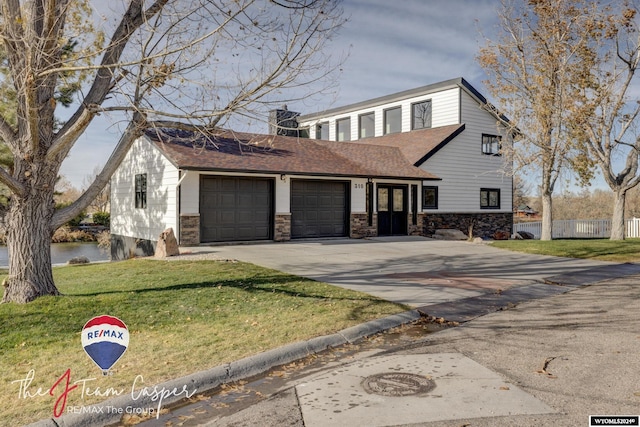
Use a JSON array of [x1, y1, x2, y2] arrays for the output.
[[0, 242, 110, 268]]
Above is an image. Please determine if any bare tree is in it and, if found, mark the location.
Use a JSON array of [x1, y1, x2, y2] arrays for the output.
[[82, 165, 110, 213], [570, 5, 640, 240], [0, 0, 345, 303], [478, 0, 615, 240]]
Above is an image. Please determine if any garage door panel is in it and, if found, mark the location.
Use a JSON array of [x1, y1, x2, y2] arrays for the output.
[[200, 177, 273, 242], [291, 180, 348, 239]]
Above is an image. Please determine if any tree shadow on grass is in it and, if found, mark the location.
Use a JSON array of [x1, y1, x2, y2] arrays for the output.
[[66, 274, 393, 304]]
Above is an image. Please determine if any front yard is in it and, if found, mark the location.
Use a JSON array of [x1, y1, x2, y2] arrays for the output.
[[491, 238, 640, 262], [0, 259, 406, 426]]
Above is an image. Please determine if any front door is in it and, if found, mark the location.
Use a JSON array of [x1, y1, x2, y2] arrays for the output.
[[377, 185, 408, 236]]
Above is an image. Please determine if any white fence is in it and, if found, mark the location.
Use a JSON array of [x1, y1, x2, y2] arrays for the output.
[[513, 218, 640, 239]]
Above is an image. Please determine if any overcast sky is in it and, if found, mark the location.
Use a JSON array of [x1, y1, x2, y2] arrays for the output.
[[59, 0, 502, 188]]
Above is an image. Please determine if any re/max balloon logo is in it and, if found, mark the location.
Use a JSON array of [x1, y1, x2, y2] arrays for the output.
[[81, 315, 129, 375]]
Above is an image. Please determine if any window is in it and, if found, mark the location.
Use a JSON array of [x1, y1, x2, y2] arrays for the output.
[[384, 107, 401, 135], [336, 117, 351, 141], [482, 134, 502, 155], [359, 112, 375, 139], [422, 186, 438, 209], [316, 122, 329, 140], [135, 173, 147, 209], [480, 188, 500, 209], [412, 100, 432, 130]]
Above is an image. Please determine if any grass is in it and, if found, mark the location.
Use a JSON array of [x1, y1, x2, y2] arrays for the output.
[[0, 259, 406, 426], [491, 238, 640, 262]]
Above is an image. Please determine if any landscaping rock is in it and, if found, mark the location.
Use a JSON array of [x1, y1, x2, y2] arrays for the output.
[[433, 229, 467, 240], [493, 230, 510, 240], [68, 256, 90, 265], [155, 227, 180, 258], [518, 231, 535, 239]]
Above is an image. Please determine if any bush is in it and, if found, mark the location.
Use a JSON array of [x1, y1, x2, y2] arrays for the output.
[[52, 226, 94, 243], [92, 211, 110, 227]]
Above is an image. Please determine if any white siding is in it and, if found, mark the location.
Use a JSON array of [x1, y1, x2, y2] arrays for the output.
[[111, 137, 179, 241], [421, 90, 512, 213], [300, 87, 460, 141]]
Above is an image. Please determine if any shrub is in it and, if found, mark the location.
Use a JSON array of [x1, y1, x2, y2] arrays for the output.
[[52, 226, 94, 243], [92, 211, 110, 227]]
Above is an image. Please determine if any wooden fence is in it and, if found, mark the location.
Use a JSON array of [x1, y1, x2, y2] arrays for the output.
[[513, 218, 640, 239]]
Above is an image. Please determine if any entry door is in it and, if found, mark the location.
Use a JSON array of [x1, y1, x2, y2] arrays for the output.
[[377, 185, 408, 236]]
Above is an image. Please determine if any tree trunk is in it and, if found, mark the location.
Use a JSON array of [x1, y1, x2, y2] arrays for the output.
[[610, 189, 626, 241], [2, 194, 59, 303], [540, 191, 553, 241]]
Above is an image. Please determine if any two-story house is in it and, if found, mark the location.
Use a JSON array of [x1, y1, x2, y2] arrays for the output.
[[292, 77, 513, 238], [109, 78, 512, 259]]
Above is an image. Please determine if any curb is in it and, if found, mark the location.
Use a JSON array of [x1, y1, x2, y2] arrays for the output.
[[27, 310, 422, 427]]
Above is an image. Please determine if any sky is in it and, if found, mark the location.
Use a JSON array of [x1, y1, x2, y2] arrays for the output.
[[59, 0, 502, 188]]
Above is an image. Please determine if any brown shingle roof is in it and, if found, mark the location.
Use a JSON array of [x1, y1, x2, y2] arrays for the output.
[[146, 129, 439, 180], [356, 124, 465, 166]]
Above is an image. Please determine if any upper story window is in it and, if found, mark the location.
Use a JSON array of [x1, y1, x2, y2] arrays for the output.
[[135, 173, 147, 209], [480, 188, 500, 209], [359, 112, 375, 139], [384, 107, 401, 135], [336, 117, 351, 141], [316, 121, 329, 140], [482, 134, 502, 155], [412, 100, 432, 130]]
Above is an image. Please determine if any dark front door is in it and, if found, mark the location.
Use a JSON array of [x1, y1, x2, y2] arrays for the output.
[[377, 185, 408, 236], [200, 176, 273, 242], [291, 180, 348, 238]]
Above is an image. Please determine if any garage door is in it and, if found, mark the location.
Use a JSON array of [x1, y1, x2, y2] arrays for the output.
[[200, 177, 273, 242], [291, 180, 348, 239]]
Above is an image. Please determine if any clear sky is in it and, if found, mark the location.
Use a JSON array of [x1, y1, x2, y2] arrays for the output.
[[59, 0, 501, 188]]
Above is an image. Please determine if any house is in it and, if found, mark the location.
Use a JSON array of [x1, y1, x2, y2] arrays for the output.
[[110, 77, 512, 260], [293, 77, 513, 238], [109, 129, 439, 259]]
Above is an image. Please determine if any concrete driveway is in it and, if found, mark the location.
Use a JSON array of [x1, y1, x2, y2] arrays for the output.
[[183, 236, 616, 308]]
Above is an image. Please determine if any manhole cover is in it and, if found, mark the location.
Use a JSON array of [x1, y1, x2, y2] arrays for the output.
[[361, 372, 436, 397]]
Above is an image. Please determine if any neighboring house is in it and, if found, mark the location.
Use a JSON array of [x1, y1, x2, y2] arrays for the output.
[[514, 205, 540, 220], [110, 77, 513, 260]]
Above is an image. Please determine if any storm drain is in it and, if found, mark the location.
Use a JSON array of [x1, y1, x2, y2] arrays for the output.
[[361, 373, 435, 397]]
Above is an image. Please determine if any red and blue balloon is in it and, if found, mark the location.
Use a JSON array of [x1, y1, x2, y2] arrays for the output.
[[81, 315, 129, 375]]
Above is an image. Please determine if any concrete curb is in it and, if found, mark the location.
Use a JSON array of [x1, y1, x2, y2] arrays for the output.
[[27, 310, 423, 427]]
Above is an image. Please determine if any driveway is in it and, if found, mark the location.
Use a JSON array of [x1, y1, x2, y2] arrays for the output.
[[183, 236, 617, 307]]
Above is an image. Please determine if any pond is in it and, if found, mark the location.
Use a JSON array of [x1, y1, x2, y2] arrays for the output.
[[0, 242, 110, 268]]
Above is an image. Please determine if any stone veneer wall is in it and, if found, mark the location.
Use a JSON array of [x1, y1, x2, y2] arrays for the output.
[[351, 213, 377, 238], [275, 213, 291, 241], [180, 214, 200, 246], [423, 212, 513, 239], [408, 213, 425, 236]]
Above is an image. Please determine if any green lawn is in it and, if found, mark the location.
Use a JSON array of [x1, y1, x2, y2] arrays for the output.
[[0, 259, 406, 426], [491, 238, 640, 262]]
